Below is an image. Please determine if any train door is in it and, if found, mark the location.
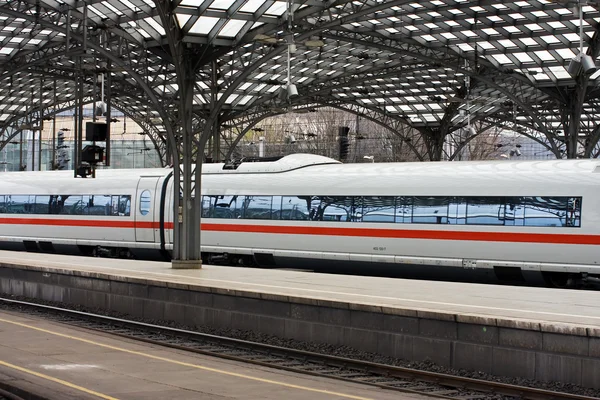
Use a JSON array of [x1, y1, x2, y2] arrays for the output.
[[135, 177, 159, 242]]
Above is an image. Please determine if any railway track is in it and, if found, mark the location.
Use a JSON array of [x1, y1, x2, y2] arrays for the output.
[[0, 297, 596, 400]]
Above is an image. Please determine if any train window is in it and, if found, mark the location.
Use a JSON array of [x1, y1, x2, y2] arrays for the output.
[[466, 197, 506, 225], [395, 197, 413, 223], [60, 195, 84, 215], [271, 196, 283, 220], [139, 191, 151, 216], [119, 195, 131, 216], [281, 196, 310, 220], [244, 196, 273, 220], [448, 198, 466, 225], [523, 197, 567, 227], [34, 196, 51, 214], [213, 195, 237, 219], [567, 197, 581, 227], [87, 195, 112, 215], [7, 195, 31, 214], [502, 199, 524, 226], [320, 196, 353, 222], [412, 197, 449, 224], [201, 196, 214, 218], [0, 195, 4, 213], [361, 196, 395, 223]]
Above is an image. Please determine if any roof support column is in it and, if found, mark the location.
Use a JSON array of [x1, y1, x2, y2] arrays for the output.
[[155, 0, 203, 269], [171, 57, 202, 269]]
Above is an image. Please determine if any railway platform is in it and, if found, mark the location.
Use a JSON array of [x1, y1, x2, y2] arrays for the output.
[[0, 250, 599, 389], [0, 309, 415, 400]]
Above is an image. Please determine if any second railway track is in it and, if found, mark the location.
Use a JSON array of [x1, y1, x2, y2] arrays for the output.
[[0, 296, 596, 400]]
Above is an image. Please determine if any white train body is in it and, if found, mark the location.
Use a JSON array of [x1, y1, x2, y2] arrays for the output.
[[1, 154, 599, 286]]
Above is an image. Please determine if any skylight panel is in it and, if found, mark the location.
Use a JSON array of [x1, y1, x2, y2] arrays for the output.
[[562, 33, 580, 42], [103, 2, 123, 15], [514, 52, 534, 63], [144, 17, 165, 35], [0, 47, 12, 55], [524, 24, 543, 31], [548, 66, 570, 80], [519, 38, 537, 46], [189, 16, 220, 34], [219, 19, 246, 37], [265, 2, 287, 16], [541, 35, 560, 44], [209, 0, 237, 10], [492, 54, 512, 64], [176, 14, 192, 27], [457, 43, 474, 52], [441, 32, 457, 40], [547, 21, 566, 29], [555, 48, 577, 59], [498, 39, 518, 48], [534, 50, 554, 61], [118, 0, 139, 12], [240, 0, 266, 13], [88, 5, 107, 19], [482, 28, 500, 36]]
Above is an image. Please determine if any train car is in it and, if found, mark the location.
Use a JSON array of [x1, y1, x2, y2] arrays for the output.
[[0, 154, 599, 288]]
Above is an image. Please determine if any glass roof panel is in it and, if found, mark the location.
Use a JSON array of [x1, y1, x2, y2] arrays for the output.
[[219, 20, 246, 37], [189, 17, 220, 34], [240, 0, 268, 13]]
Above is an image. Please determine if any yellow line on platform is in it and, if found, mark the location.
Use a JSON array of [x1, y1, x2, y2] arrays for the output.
[[0, 317, 374, 400], [0, 360, 119, 400]]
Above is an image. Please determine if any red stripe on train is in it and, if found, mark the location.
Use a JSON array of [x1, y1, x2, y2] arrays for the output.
[[1, 218, 599, 245], [0, 218, 156, 229], [200, 223, 600, 245]]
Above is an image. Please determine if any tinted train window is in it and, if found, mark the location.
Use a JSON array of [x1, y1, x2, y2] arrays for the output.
[[34, 195, 51, 214], [60, 195, 84, 215], [361, 196, 395, 223], [281, 196, 310, 220], [271, 196, 283, 220], [201, 196, 213, 218], [7, 195, 30, 213], [466, 197, 506, 225], [412, 197, 449, 224], [318, 196, 353, 222], [139, 190, 151, 216], [213, 195, 237, 219], [244, 196, 273, 220], [522, 197, 567, 227], [395, 197, 412, 223], [0, 195, 4, 213], [448, 198, 466, 225], [567, 198, 581, 227]]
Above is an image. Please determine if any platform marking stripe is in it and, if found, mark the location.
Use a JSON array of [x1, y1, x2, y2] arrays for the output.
[[0, 318, 374, 400], [0, 360, 119, 400]]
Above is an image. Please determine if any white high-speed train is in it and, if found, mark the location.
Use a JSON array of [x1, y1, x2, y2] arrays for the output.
[[0, 153, 598, 288]]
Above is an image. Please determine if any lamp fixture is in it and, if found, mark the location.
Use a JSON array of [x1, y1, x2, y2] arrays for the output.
[[567, 0, 597, 78]]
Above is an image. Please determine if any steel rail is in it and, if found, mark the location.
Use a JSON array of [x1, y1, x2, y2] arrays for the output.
[[0, 297, 596, 400]]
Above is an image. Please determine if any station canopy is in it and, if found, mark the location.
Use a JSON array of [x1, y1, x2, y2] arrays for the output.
[[0, 0, 599, 160]]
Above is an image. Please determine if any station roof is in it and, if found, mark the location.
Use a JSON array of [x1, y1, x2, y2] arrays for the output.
[[0, 0, 599, 159]]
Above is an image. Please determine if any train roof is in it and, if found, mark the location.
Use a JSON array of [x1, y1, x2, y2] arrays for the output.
[[1, 154, 600, 181]]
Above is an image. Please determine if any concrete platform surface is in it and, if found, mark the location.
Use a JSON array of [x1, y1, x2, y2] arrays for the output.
[[0, 309, 425, 400], [1, 250, 599, 328]]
